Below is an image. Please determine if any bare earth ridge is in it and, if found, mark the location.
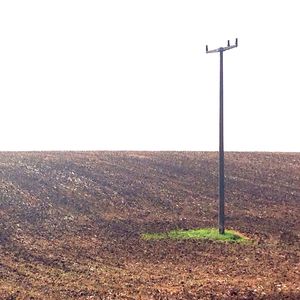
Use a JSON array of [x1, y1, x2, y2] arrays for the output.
[[0, 151, 299, 299]]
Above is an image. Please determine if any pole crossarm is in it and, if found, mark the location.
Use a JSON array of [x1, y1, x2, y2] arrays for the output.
[[206, 38, 238, 54]]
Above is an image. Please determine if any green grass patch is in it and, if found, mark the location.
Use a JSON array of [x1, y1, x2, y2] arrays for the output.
[[142, 228, 250, 243]]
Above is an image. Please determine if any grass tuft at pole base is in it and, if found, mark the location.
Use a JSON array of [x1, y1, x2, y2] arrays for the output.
[[142, 228, 250, 243]]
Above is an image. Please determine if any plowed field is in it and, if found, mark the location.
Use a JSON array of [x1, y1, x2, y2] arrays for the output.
[[0, 151, 299, 299]]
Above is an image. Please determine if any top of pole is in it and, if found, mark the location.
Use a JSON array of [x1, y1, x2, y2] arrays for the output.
[[206, 38, 238, 54]]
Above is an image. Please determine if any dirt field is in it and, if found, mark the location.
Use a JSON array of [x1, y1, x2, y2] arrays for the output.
[[0, 151, 299, 299]]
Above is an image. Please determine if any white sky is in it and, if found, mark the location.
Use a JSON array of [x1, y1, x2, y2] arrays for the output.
[[0, 0, 299, 151]]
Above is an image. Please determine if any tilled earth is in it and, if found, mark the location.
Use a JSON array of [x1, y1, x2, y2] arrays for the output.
[[0, 151, 299, 299]]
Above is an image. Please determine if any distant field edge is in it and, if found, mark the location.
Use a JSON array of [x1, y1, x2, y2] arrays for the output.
[[141, 228, 252, 243]]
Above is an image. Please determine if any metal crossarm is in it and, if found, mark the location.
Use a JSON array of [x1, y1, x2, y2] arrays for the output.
[[206, 38, 238, 54]]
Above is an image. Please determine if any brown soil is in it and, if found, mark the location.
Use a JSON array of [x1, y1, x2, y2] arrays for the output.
[[0, 151, 299, 299]]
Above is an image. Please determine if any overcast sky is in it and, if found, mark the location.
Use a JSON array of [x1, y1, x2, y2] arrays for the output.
[[0, 1, 299, 151]]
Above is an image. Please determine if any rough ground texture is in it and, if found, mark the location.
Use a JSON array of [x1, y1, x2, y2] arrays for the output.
[[0, 151, 299, 299]]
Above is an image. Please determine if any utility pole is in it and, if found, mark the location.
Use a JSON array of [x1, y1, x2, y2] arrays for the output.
[[206, 38, 238, 234]]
